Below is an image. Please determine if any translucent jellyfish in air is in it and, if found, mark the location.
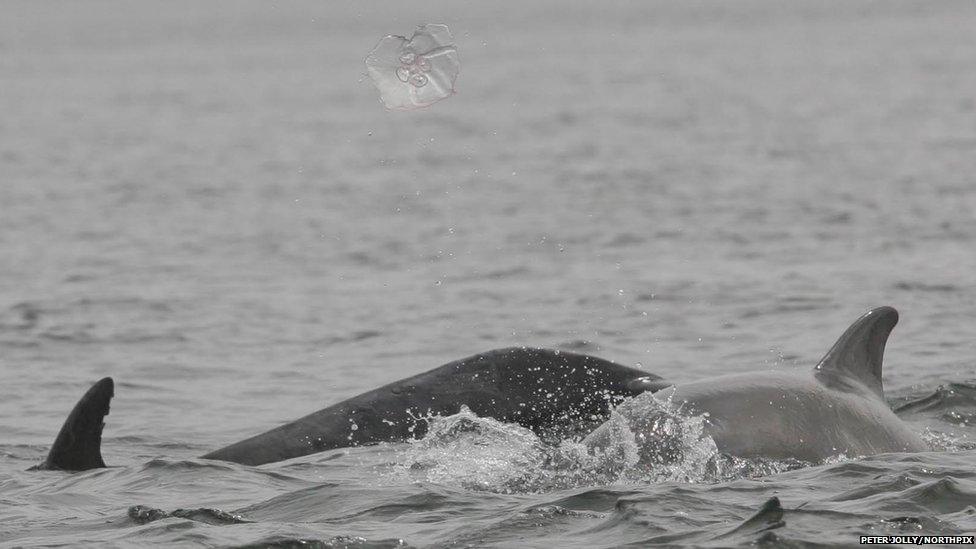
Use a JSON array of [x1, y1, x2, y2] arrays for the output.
[[365, 24, 460, 111]]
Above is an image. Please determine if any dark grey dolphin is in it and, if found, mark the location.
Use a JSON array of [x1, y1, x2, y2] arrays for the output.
[[584, 306, 929, 462], [34, 306, 926, 471], [200, 348, 668, 465], [36, 348, 666, 470]]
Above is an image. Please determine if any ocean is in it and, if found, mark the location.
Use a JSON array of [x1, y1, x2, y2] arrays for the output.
[[2, 1, 976, 546]]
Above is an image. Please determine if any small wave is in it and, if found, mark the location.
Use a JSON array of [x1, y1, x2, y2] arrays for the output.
[[923, 429, 976, 452], [895, 477, 976, 514], [315, 330, 383, 346], [129, 504, 251, 525], [139, 458, 240, 472], [896, 382, 976, 444], [0, 302, 41, 330], [39, 326, 97, 343], [109, 436, 209, 452], [554, 339, 602, 353], [37, 326, 189, 345], [523, 504, 602, 519], [710, 497, 785, 542], [893, 281, 960, 293], [605, 232, 646, 248], [896, 382, 976, 414], [230, 535, 409, 549]]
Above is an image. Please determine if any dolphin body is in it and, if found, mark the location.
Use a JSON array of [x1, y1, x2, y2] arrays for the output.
[[199, 348, 668, 466], [34, 306, 927, 471], [584, 306, 928, 462]]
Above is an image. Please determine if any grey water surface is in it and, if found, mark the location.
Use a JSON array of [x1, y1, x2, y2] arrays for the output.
[[2, 1, 976, 547]]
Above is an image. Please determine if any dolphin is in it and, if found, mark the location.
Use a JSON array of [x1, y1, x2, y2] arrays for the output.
[[33, 306, 927, 471], [583, 306, 929, 462], [199, 348, 669, 466]]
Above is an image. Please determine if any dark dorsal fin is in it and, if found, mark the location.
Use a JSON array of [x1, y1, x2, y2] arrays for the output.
[[814, 306, 898, 399], [37, 377, 114, 471]]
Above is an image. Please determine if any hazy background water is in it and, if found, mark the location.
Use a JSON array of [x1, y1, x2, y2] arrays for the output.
[[2, 1, 976, 547]]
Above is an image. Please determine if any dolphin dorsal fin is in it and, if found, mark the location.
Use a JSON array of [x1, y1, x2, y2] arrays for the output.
[[814, 306, 898, 399], [38, 377, 114, 471]]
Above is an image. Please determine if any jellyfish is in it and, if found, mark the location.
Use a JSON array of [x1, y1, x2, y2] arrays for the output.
[[365, 24, 460, 111]]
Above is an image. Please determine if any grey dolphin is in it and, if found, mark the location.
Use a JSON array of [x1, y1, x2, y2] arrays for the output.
[[584, 306, 929, 462]]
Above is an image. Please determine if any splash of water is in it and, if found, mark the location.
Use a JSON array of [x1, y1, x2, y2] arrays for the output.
[[393, 405, 546, 493], [389, 392, 819, 494], [583, 391, 722, 483], [921, 428, 976, 451]]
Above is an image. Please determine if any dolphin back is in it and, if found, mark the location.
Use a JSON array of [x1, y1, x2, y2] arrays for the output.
[[202, 347, 665, 466], [814, 306, 899, 399]]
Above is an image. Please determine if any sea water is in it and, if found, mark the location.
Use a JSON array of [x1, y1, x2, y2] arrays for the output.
[[2, 1, 976, 546]]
